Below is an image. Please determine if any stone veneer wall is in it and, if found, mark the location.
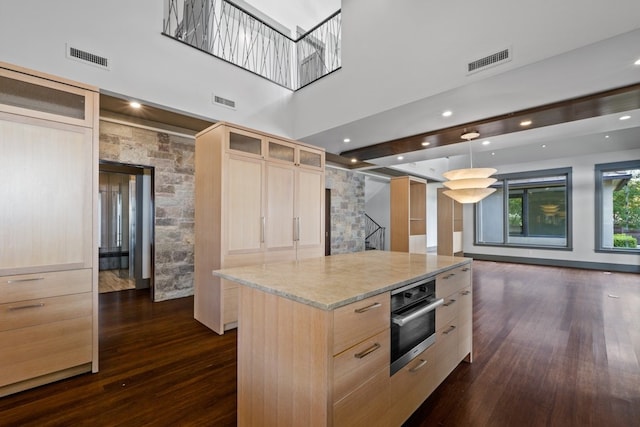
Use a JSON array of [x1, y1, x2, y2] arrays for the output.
[[99, 120, 195, 301], [325, 166, 365, 254]]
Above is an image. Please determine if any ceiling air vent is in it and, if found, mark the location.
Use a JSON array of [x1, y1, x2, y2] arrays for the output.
[[213, 94, 236, 109], [467, 48, 511, 75], [66, 44, 110, 70]]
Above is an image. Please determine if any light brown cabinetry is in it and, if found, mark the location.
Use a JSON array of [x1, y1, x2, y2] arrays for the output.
[[391, 176, 427, 253], [437, 187, 463, 256], [194, 123, 324, 334], [0, 62, 98, 397]]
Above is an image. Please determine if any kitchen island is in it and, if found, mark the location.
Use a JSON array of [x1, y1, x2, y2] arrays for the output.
[[214, 250, 472, 426]]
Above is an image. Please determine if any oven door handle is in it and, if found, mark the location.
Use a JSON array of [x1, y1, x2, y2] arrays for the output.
[[392, 298, 444, 326]]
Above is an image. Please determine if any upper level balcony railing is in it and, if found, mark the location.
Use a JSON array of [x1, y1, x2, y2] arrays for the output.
[[163, 0, 341, 90]]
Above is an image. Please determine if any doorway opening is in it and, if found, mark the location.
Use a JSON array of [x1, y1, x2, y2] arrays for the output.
[[98, 161, 154, 298]]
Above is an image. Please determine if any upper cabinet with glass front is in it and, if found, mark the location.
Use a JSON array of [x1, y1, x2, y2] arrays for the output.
[[0, 63, 97, 128]]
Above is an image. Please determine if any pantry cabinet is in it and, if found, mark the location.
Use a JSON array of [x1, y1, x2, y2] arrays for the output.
[[0, 62, 98, 397], [194, 122, 325, 334]]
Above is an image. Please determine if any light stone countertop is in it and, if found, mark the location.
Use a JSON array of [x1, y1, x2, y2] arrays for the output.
[[213, 251, 472, 310]]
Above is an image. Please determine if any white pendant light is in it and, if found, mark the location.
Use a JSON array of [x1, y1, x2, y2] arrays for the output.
[[442, 131, 497, 203]]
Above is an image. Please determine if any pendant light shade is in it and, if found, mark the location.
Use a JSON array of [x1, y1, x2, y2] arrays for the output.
[[442, 131, 497, 203], [443, 187, 496, 204]]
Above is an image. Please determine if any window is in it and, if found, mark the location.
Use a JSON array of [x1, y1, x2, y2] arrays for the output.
[[595, 160, 640, 253], [476, 168, 571, 249]]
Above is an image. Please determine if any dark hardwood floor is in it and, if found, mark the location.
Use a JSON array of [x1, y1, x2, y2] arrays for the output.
[[1, 261, 638, 426]]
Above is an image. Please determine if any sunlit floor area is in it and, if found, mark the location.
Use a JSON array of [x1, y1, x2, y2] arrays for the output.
[[98, 269, 136, 293]]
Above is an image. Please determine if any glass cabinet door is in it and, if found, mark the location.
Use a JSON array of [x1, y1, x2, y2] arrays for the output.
[[229, 131, 263, 156], [267, 140, 296, 164], [299, 148, 323, 169]]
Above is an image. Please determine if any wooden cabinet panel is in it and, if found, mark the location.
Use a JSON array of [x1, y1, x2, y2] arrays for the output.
[[436, 292, 459, 328], [434, 321, 459, 384], [225, 155, 264, 254], [0, 316, 92, 388], [458, 286, 473, 362], [333, 329, 389, 403], [391, 176, 427, 253], [296, 169, 324, 250], [265, 163, 295, 251], [0, 113, 93, 275], [333, 293, 390, 355], [333, 367, 390, 427], [389, 342, 438, 423], [436, 264, 472, 299], [0, 269, 91, 304], [0, 292, 91, 332]]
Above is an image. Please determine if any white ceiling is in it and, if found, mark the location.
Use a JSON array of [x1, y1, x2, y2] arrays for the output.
[[241, 2, 640, 177]]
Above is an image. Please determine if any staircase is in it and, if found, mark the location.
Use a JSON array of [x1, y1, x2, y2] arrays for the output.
[[365, 213, 386, 250]]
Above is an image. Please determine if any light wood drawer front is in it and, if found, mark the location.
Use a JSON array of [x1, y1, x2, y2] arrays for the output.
[[458, 286, 473, 361], [333, 367, 390, 427], [0, 292, 92, 332], [222, 285, 238, 325], [436, 264, 471, 299], [389, 343, 438, 424], [333, 293, 390, 355], [434, 321, 459, 385], [436, 293, 459, 328], [0, 269, 91, 304], [0, 316, 92, 387], [333, 329, 389, 404]]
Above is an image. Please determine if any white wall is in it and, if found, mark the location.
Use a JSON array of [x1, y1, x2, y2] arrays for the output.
[[464, 148, 640, 267], [0, 0, 293, 136]]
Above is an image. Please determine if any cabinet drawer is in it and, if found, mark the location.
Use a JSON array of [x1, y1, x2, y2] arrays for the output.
[[435, 264, 471, 299], [434, 321, 459, 385], [435, 293, 459, 328], [0, 316, 92, 387], [333, 329, 389, 404], [333, 293, 390, 355], [458, 286, 473, 361], [389, 342, 438, 424], [0, 269, 91, 304], [333, 367, 390, 427], [0, 292, 92, 332]]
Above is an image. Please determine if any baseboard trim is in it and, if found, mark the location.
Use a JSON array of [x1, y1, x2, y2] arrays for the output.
[[464, 253, 640, 274]]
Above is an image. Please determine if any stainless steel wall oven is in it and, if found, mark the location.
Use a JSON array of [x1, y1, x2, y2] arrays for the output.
[[390, 277, 443, 375]]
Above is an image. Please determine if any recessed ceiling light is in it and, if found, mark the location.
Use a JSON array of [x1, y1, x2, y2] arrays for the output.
[[491, 152, 495, 156], [350, 158, 357, 163], [520, 120, 532, 126], [619, 115, 631, 120], [605, 135, 610, 139], [343, 138, 351, 143], [130, 101, 142, 109], [442, 110, 452, 117], [541, 144, 547, 148], [397, 156, 404, 161], [635, 58, 640, 65], [421, 141, 430, 146], [482, 140, 491, 146]]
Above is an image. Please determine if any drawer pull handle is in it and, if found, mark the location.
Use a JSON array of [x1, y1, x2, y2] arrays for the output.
[[443, 299, 456, 307], [8, 302, 45, 311], [354, 302, 381, 313], [443, 325, 456, 335], [461, 267, 470, 272], [409, 358, 428, 372], [354, 343, 381, 359], [461, 290, 471, 296], [6, 277, 45, 284], [443, 273, 455, 279]]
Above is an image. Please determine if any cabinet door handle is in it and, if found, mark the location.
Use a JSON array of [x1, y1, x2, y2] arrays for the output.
[[6, 277, 45, 284], [443, 273, 455, 279], [461, 267, 470, 272], [443, 325, 456, 335], [409, 358, 428, 372], [443, 299, 456, 307], [293, 217, 300, 242], [460, 290, 471, 296], [8, 302, 45, 311], [354, 302, 382, 313], [261, 217, 265, 243], [354, 342, 381, 359]]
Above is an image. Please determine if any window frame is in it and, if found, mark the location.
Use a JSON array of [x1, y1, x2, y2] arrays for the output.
[[594, 160, 640, 254], [474, 167, 573, 250]]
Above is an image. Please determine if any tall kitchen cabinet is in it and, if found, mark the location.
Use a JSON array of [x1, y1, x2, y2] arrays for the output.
[[194, 122, 325, 334], [0, 62, 99, 397], [437, 187, 464, 256], [390, 176, 427, 253]]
